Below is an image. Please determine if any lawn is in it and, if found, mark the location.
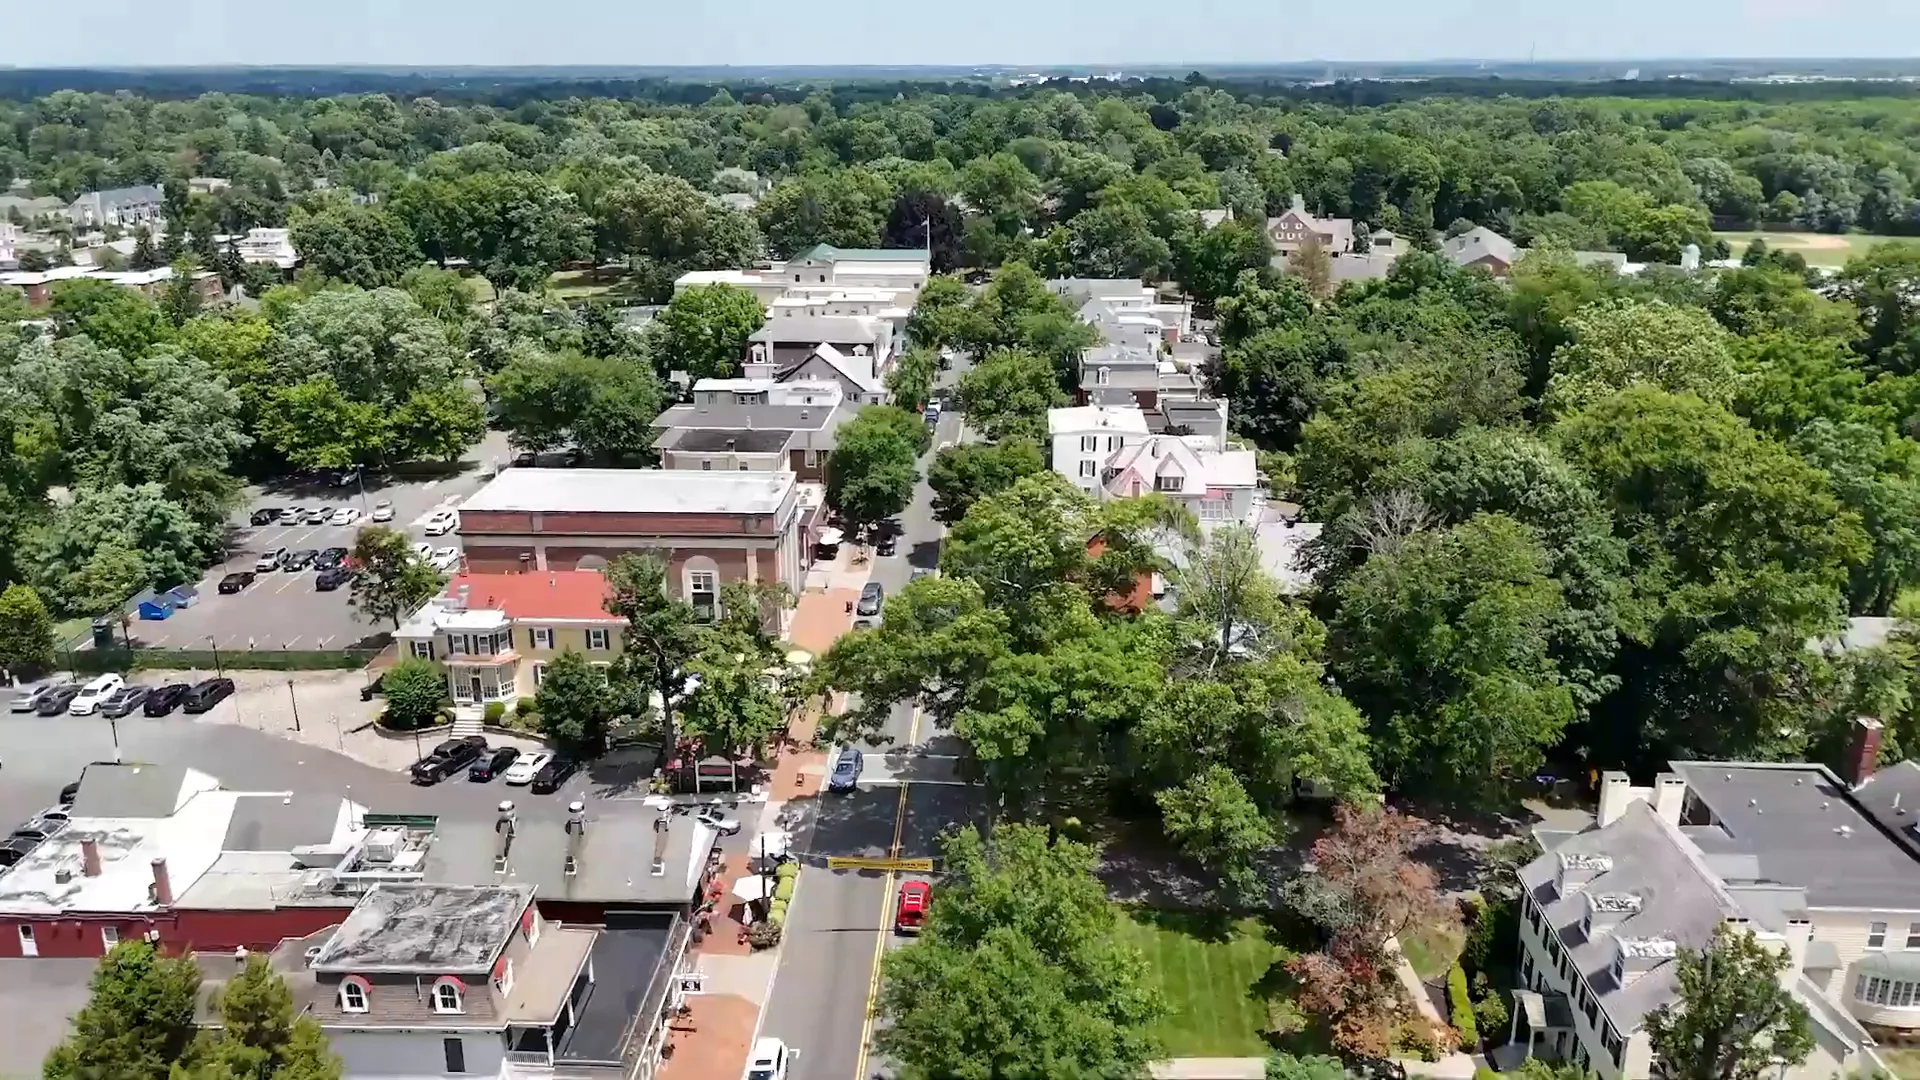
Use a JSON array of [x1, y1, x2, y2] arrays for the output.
[[1882, 1048, 1920, 1080], [1398, 916, 1464, 981], [1116, 908, 1291, 1058], [1715, 230, 1920, 268], [547, 266, 655, 302]]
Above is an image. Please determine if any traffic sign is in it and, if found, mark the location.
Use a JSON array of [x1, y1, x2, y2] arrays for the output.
[[826, 856, 934, 872]]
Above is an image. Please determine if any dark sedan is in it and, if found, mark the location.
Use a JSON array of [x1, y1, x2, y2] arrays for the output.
[[529, 756, 579, 794], [34, 686, 81, 716], [181, 678, 236, 714], [217, 572, 256, 594], [282, 549, 318, 571], [315, 566, 356, 591], [856, 582, 885, 617], [411, 736, 488, 784], [249, 507, 283, 526], [468, 746, 521, 782], [827, 745, 863, 792], [143, 683, 192, 716], [98, 685, 151, 718], [315, 547, 349, 569]]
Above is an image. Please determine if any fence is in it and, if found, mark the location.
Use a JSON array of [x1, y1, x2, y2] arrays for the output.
[[68, 648, 381, 674]]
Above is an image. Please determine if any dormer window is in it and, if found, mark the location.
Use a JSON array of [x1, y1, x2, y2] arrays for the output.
[[1580, 908, 1593, 940], [1610, 952, 1625, 985], [432, 978, 464, 1014], [339, 977, 370, 1013]]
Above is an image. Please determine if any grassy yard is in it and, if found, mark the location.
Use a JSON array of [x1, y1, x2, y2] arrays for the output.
[[547, 266, 655, 302], [1116, 908, 1292, 1058], [1398, 917, 1465, 981], [1715, 230, 1920, 268], [1881, 1048, 1920, 1080]]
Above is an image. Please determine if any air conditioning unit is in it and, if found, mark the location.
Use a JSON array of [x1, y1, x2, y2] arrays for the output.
[[362, 829, 405, 863]]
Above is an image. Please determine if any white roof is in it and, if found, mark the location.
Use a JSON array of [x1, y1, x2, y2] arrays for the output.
[[1253, 519, 1323, 593], [1049, 406, 1150, 436], [461, 468, 796, 516], [675, 269, 767, 288], [0, 785, 235, 915], [1203, 449, 1259, 488]]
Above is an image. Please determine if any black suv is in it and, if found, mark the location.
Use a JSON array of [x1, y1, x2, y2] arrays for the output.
[[530, 756, 578, 793], [181, 678, 236, 714], [144, 683, 193, 716], [411, 736, 488, 784], [468, 746, 520, 782]]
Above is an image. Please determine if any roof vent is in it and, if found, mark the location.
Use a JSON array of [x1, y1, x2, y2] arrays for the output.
[[1591, 893, 1643, 914], [1618, 936, 1678, 961]]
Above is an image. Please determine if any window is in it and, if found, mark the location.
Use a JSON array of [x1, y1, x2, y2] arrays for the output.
[[1078, 460, 1097, 478], [1907, 922, 1920, 950], [1579, 909, 1592, 940], [339, 981, 368, 1013], [804, 449, 820, 468], [701, 459, 713, 471], [591, 661, 612, 680], [1154, 474, 1182, 493], [1870, 921, 1889, 949], [689, 571, 718, 622], [433, 981, 463, 1013], [493, 959, 516, 995], [410, 639, 434, 660], [447, 634, 467, 657], [531, 627, 553, 650], [101, 926, 118, 949], [443, 1037, 466, 1074], [1106, 435, 1118, 451], [533, 663, 547, 686], [587, 628, 610, 651], [17, 925, 32, 946], [1080, 435, 1098, 452], [1609, 954, 1624, 985], [1097, 367, 1110, 385], [1854, 974, 1920, 1008]]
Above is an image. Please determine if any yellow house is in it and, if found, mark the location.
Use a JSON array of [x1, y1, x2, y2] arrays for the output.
[[395, 572, 622, 710]]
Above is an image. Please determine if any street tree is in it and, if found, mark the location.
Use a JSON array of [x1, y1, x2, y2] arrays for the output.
[[0, 583, 56, 678], [1545, 298, 1739, 414], [816, 575, 1012, 742], [534, 650, 624, 755], [905, 274, 973, 351], [1170, 525, 1294, 664], [488, 346, 664, 462], [605, 553, 703, 763], [825, 405, 922, 540], [926, 439, 1046, 525], [955, 347, 1066, 444], [347, 526, 446, 629], [884, 346, 936, 414], [679, 644, 786, 760], [651, 283, 764, 381], [875, 823, 1163, 1080], [1644, 925, 1814, 1080], [43, 939, 203, 1080], [194, 954, 342, 1080], [379, 658, 447, 730]]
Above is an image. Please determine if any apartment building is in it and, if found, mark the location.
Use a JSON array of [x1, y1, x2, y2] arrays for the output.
[[1049, 405, 1150, 497], [653, 377, 853, 480], [396, 571, 624, 709]]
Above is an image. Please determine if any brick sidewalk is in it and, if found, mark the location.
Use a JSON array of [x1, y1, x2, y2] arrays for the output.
[[656, 994, 760, 1080]]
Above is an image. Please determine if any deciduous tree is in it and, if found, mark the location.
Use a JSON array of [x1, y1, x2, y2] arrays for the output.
[[379, 657, 447, 730], [1645, 925, 1814, 1080], [43, 940, 202, 1080], [488, 347, 664, 463], [534, 650, 624, 755], [347, 525, 446, 629], [955, 347, 1066, 444], [825, 405, 923, 540], [1545, 298, 1739, 414], [605, 553, 703, 764], [651, 283, 764, 382], [0, 583, 57, 679], [926, 439, 1045, 525]]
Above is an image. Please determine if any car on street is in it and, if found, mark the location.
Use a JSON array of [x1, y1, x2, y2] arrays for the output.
[[695, 806, 742, 835], [250, 507, 283, 526], [529, 756, 579, 794], [255, 549, 287, 572], [744, 1037, 793, 1080], [315, 566, 356, 591], [11, 819, 64, 844], [894, 880, 930, 934], [301, 506, 330, 525], [181, 678, 236, 714], [512, 450, 537, 467], [503, 751, 552, 786], [423, 509, 459, 536], [856, 582, 884, 616], [144, 683, 192, 716], [98, 685, 152, 718], [329, 506, 363, 526], [827, 746, 863, 792], [876, 532, 898, 556], [0, 837, 39, 868], [10, 680, 71, 714], [559, 448, 587, 468], [218, 571, 256, 594], [428, 546, 461, 572], [411, 736, 488, 784], [371, 499, 394, 522], [283, 549, 318, 571], [411, 542, 434, 562], [34, 686, 82, 716], [468, 746, 521, 782]]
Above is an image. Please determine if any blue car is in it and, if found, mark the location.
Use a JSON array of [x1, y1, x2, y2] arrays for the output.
[[827, 746, 863, 792]]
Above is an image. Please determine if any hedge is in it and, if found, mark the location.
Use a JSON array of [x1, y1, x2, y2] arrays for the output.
[[1447, 964, 1478, 1047], [71, 647, 380, 674], [773, 878, 795, 903], [774, 862, 798, 881], [483, 701, 506, 724]]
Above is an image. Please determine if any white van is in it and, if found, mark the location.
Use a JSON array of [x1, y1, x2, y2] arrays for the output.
[[743, 1037, 792, 1080]]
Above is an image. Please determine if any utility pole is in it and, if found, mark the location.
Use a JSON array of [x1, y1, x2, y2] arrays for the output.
[[286, 678, 302, 732]]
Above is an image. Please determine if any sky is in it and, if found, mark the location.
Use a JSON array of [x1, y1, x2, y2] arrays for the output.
[[3, 0, 1919, 68]]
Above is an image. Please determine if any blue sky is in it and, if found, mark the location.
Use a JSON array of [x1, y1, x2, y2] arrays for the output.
[[4, 0, 1918, 68]]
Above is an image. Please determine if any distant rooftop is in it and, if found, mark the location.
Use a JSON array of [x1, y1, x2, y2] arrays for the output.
[[434, 571, 617, 623], [461, 468, 795, 517], [786, 243, 931, 264], [311, 883, 531, 973], [667, 428, 794, 454]]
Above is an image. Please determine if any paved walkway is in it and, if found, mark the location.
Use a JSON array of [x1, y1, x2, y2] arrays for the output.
[[1387, 936, 1481, 1079], [1150, 1058, 1268, 1079]]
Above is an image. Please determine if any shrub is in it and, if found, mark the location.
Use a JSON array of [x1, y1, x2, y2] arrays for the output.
[[380, 658, 449, 730], [1461, 894, 1519, 982], [770, 898, 788, 919], [774, 861, 799, 881], [1473, 990, 1509, 1043], [1447, 964, 1478, 1047], [747, 921, 782, 949], [483, 700, 506, 725], [515, 697, 537, 716], [773, 878, 795, 903], [1395, 1015, 1454, 1061], [1474, 1068, 1500, 1080]]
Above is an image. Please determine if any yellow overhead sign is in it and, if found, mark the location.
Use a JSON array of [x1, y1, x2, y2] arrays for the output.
[[826, 856, 934, 872]]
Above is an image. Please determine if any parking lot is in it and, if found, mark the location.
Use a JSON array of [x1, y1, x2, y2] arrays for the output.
[[112, 462, 493, 652]]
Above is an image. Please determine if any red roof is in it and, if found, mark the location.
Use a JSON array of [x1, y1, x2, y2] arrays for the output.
[[442, 571, 617, 622]]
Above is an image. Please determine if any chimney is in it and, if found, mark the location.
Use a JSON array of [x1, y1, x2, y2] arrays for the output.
[[1291, 193, 1306, 213], [1653, 773, 1688, 827], [1597, 770, 1636, 827], [80, 837, 102, 878], [150, 858, 173, 906], [1846, 716, 1884, 786], [650, 811, 670, 877]]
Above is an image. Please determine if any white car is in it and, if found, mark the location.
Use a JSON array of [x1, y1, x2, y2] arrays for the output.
[[370, 500, 394, 522], [329, 506, 362, 527], [68, 674, 126, 716], [503, 752, 553, 786], [423, 509, 459, 536], [743, 1038, 792, 1080], [696, 806, 742, 835], [428, 547, 461, 572], [412, 542, 434, 562]]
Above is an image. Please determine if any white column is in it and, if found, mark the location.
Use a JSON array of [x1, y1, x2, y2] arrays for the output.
[[533, 544, 549, 571]]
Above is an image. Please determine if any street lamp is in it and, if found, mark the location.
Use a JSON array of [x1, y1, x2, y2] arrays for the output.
[[286, 678, 302, 733], [205, 636, 223, 678], [107, 714, 121, 763]]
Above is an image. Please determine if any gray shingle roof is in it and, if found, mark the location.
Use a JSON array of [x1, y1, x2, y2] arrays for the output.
[[654, 402, 835, 432], [1854, 759, 1920, 861], [1443, 226, 1520, 268]]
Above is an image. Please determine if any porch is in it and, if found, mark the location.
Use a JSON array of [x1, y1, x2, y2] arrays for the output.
[[1495, 989, 1579, 1069], [447, 658, 520, 707]]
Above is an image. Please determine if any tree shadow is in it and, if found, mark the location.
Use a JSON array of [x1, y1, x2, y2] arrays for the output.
[[1129, 905, 1239, 945]]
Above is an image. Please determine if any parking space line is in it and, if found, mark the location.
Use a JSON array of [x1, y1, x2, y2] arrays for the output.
[[270, 573, 307, 595], [316, 636, 334, 648], [283, 636, 302, 649]]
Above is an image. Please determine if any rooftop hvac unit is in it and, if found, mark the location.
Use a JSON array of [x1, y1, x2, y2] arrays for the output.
[[298, 869, 336, 896], [362, 829, 406, 863], [388, 849, 426, 872]]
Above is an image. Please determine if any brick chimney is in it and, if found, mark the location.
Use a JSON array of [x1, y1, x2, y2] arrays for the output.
[[80, 837, 101, 878], [1846, 716, 1885, 786], [150, 858, 173, 906]]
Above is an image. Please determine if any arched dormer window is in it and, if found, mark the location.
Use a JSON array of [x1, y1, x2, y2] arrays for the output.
[[431, 976, 464, 1014], [339, 975, 371, 1013]]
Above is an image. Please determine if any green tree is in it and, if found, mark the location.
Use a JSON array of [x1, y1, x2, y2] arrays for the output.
[[926, 439, 1046, 525], [48, 277, 173, 358], [1156, 763, 1275, 903], [905, 275, 973, 351], [1175, 218, 1276, 310], [534, 650, 623, 755], [1644, 925, 1814, 1080], [0, 583, 57, 677], [875, 823, 1163, 1080], [1545, 298, 1739, 414], [347, 526, 446, 629], [605, 553, 703, 765], [679, 644, 786, 759], [158, 257, 204, 327], [43, 940, 202, 1080], [1051, 200, 1173, 280], [195, 953, 341, 1080], [488, 347, 663, 462], [955, 347, 1066, 443], [885, 346, 936, 413], [288, 203, 422, 289], [1266, 1051, 1349, 1080], [825, 405, 922, 540], [26, 484, 209, 614], [651, 283, 764, 381], [379, 657, 447, 730]]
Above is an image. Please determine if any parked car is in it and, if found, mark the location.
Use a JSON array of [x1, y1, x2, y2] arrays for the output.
[[249, 507, 283, 526], [181, 678, 236, 714], [512, 450, 537, 467], [876, 532, 898, 557], [315, 547, 349, 569], [301, 506, 330, 525], [11, 820, 63, 844], [329, 506, 363, 527], [218, 571, 256, 594], [857, 582, 885, 616], [370, 499, 395, 522], [894, 880, 930, 934], [559, 448, 587, 468], [827, 746, 863, 792], [695, 806, 742, 835], [423, 509, 459, 536], [31, 806, 68, 825], [68, 674, 125, 716], [469, 746, 521, 782], [255, 549, 287, 572], [411, 736, 488, 784], [315, 566, 356, 591], [529, 756, 579, 794], [328, 468, 362, 488], [144, 683, 192, 716], [98, 685, 152, 718], [411, 542, 434, 562], [10, 680, 71, 714], [428, 546, 461, 572], [283, 549, 318, 571], [0, 837, 38, 868], [503, 751, 553, 786], [34, 686, 82, 716], [744, 1037, 793, 1080]]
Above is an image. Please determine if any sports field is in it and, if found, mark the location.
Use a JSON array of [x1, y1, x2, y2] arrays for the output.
[[1715, 230, 1920, 268]]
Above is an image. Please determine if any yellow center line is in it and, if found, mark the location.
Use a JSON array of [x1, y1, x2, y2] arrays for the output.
[[852, 706, 922, 1079]]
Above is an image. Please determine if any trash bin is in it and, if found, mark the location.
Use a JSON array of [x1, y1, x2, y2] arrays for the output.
[[91, 619, 115, 650]]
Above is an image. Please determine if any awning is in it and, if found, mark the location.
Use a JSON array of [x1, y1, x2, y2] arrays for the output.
[[752, 830, 790, 861], [732, 876, 773, 903], [816, 528, 844, 546]]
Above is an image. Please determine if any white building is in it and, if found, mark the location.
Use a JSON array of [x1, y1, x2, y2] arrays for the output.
[[1049, 405, 1151, 496], [1101, 434, 1259, 524], [1048, 278, 1193, 347], [233, 227, 299, 269]]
